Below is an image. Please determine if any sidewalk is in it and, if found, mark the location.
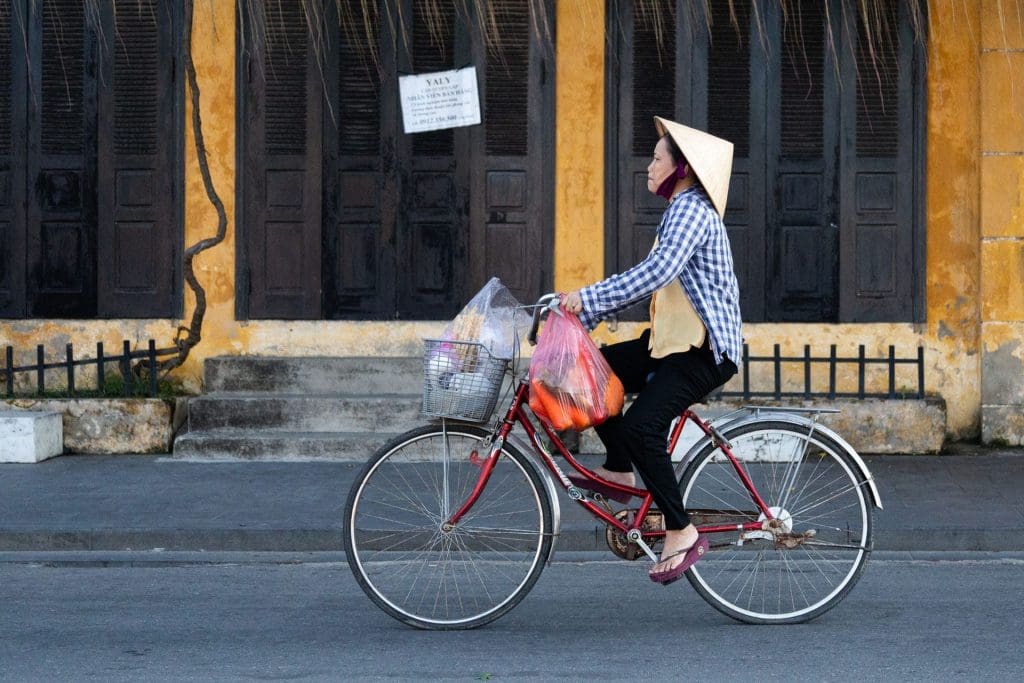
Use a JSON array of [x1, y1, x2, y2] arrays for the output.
[[1, 448, 1022, 554]]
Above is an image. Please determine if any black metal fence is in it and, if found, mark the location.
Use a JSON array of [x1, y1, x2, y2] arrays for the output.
[[2, 340, 925, 401], [2, 340, 178, 398], [718, 343, 925, 400]]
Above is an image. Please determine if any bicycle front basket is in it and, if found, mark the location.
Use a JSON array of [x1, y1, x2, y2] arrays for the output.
[[422, 339, 508, 422]]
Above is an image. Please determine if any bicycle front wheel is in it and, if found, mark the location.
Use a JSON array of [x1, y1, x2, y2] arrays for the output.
[[679, 420, 873, 624], [344, 423, 553, 630]]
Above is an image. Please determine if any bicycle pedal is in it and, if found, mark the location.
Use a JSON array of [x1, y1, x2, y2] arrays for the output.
[[605, 509, 664, 561]]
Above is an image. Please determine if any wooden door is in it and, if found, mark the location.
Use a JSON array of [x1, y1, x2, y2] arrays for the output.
[[1, 0, 180, 319], [24, 0, 99, 317], [606, 0, 922, 323], [245, 0, 553, 321], [0, 0, 26, 317], [241, 1, 324, 319]]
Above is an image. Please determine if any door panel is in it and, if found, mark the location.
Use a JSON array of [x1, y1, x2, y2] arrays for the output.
[[97, 0, 178, 317], [839, 0, 916, 321], [473, 0, 548, 307], [609, 0, 677, 321], [26, 0, 97, 317], [0, 0, 26, 316], [397, 0, 466, 318], [767, 0, 838, 321], [243, 0, 322, 319], [703, 0, 768, 322], [323, 1, 394, 318]]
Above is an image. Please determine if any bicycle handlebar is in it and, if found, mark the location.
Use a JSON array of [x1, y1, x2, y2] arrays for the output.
[[526, 293, 561, 346]]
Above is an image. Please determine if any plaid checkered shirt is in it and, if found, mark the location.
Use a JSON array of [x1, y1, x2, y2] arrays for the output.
[[578, 186, 744, 367]]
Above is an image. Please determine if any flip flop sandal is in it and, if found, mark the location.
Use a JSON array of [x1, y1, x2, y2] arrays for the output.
[[648, 536, 709, 585], [567, 473, 635, 504]]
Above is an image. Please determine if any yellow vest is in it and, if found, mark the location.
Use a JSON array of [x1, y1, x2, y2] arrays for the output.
[[648, 238, 706, 359]]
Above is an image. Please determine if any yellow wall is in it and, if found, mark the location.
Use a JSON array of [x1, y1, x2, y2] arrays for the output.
[[978, 0, 1024, 443], [3, 0, 1022, 442], [553, 0, 605, 293]]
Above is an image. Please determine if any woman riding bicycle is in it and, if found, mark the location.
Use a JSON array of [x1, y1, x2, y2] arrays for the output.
[[562, 117, 743, 584]]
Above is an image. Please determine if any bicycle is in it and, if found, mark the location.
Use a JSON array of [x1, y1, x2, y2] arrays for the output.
[[344, 294, 882, 630]]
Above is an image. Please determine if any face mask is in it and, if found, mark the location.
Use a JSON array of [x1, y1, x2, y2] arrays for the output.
[[656, 161, 690, 200]]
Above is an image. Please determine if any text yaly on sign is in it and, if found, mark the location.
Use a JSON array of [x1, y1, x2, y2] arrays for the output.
[[398, 67, 481, 134]]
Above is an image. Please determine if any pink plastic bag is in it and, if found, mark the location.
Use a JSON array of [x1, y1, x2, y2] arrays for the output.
[[528, 308, 624, 431]]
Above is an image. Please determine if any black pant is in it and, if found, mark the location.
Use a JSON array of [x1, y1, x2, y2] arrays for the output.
[[594, 329, 737, 530]]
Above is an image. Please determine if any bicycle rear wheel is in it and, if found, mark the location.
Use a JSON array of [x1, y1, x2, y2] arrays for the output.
[[679, 420, 873, 624], [344, 423, 553, 630]]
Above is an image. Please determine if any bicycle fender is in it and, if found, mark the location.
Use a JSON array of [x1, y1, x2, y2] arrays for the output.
[[505, 433, 563, 558], [676, 412, 883, 510]]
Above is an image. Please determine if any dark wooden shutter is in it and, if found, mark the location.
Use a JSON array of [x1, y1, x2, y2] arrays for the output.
[[472, 0, 546, 307], [0, 0, 26, 317], [393, 0, 465, 318], [607, 0, 677, 321], [243, 0, 323, 319], [323, 1, 393, 318], [26, 0, 98, 317], [767, 0, 839, 321], [96, 0, 178, 317], [839, 0, 916, 321], [704, 0, 767, 322]]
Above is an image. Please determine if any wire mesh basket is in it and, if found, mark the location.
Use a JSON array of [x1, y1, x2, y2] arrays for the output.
[[422, 339, 508, 422]]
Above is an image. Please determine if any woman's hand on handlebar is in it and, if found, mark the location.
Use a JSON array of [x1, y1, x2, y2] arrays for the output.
[[562, 290, 583, 315]]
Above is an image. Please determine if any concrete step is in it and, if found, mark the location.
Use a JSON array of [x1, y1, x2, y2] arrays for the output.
[[170, 429, 394, 462], [204, 356, 423, 394], [187, 394, 427, 433]]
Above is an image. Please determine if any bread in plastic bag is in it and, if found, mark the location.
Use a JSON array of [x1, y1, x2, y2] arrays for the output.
[[442, 277, 528, 359], [425, 278, 527, 392]]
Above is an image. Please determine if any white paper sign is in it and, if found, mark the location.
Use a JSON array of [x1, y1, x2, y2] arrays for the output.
[[398, 67, 481, 134]]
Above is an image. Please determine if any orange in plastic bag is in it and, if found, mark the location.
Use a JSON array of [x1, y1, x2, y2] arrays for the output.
[[528, 306, 624, 431], [529, 380, 573, 430]]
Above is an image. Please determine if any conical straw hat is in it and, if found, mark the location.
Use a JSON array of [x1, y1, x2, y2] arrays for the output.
[[654, 117, 733, 219]]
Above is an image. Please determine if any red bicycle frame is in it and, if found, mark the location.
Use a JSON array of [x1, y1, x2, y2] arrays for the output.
[[447, 378, 775, 540]]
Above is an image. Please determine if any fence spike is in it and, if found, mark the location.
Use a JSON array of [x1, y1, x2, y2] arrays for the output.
[[918, 346, 925, 399], [742, 344, 750, 400], [122, 340, 132, 397], [828, 344, 837, 400], [888, 345, 896, 398], [858, 345, 866, 399], [5, 346, 13, 396], [97, 342, 105, 394], [37, 345, 45, 396], [66, 343, 75, 397], [773, 344, 781, 400], [148, 340, 158, 397], [804, 345, 811, 400]]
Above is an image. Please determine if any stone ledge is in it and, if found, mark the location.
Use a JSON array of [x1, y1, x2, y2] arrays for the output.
[[2, 399, 176, 454], [579, 396, 947, 457]]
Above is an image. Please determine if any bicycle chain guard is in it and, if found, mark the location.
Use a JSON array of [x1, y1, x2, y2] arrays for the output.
[[606, 509, 664, 561]]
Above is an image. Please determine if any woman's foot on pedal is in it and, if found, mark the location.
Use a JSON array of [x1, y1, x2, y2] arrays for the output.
[[649, 524, 706, 585]]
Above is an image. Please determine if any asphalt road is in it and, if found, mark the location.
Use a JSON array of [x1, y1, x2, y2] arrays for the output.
[[1, 553, 1022, 682]]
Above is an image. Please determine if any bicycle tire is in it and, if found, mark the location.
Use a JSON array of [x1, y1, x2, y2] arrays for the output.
[[678, 420, 873, 625], [344, 423, 554, 630]]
